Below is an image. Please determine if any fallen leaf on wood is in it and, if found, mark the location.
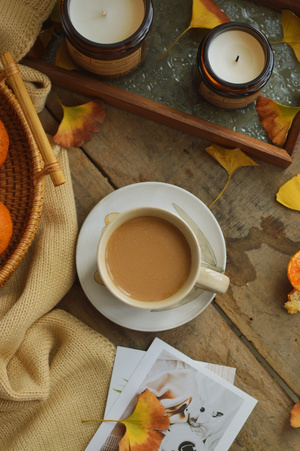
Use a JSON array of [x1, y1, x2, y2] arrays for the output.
[[53, 98, 106, 148], [276, 174, 300, 211], [205, 144, 259, 207], [158, 0, 230, 60], [271, 10, 300, 62], [255, 96, 300, 147]]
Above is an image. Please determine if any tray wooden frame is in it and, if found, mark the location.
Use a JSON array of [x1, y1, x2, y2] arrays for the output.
[[23, 0, 300, 168]]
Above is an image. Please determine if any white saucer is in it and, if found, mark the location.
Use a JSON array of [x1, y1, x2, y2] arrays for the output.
[[76, 182, 227, 331]]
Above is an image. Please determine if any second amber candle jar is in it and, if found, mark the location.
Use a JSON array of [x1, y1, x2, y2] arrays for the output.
[[197, 22, 274, 109]]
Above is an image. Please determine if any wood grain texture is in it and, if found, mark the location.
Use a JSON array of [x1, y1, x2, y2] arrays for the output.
[[52, 133, 299, 451], [43, 91, 300, 396], [40, 64, 300, 449]]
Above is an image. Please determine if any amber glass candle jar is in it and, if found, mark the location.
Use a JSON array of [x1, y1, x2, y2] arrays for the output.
[[60, 0, 153, 78], [197, 22, 274, 108]]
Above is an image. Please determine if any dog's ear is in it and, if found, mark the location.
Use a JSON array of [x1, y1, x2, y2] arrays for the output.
[[212, 411, 223, 417]]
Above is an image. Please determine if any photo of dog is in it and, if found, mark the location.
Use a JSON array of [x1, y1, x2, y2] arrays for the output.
[[185, 397, 224, 432], [143, 362, 244, 450], [160, 396, 224, 451]]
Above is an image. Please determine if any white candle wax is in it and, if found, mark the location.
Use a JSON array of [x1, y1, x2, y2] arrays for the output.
[[69, 0, 145, 44], [208, 30, 266, 84]]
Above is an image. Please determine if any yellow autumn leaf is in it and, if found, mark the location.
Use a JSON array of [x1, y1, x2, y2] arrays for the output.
[[190, 0, 231, 29], [205, 144, 259, 207], [290, 400, 300, 427], [82, 389, 170, 451], [158, 0, 230, 60], [255, 96, 300, 147], [119, 389, 170, 451], [271, 10, 300, 62], [276, 174, 300, 211], [53, 98, 106, 148]]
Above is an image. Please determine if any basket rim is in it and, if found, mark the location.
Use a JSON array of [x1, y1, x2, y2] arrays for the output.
[[0, 81, 45, 287]]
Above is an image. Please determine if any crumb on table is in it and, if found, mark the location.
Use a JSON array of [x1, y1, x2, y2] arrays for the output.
[[284, 289, 300, 314]]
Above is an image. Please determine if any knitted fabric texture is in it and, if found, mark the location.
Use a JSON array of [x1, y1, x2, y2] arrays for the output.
[[0, 142, 116, 450], [0, 3, 116, 449], [0, 0, 55, 112]]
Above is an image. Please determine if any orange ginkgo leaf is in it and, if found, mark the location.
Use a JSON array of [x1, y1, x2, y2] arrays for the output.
[[276, 174, 300, 211], [255, 96, 300, 147], [205, 144, 259, 208], [271, 10, 300, 62], [118, 389, 170, 451], [53, 98, 106, 149], [290, 400, 300, 427], [158, 0, 230, 60], [82, 389, 170, 451]]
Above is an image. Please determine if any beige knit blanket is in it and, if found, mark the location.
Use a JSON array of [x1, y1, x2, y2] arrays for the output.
[[0, 2, 116, 449]]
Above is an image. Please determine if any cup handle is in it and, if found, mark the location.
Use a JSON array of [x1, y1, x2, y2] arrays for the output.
[[196, 267, 229, 294], [105, 212, 119, 225]]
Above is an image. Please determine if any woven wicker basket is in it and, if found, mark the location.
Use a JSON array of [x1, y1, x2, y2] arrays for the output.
[[0, 52, 65, 287], [0, 80, 45, 286]]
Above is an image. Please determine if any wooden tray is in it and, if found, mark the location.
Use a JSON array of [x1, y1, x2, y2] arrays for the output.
[[22, 0, 300, 168]]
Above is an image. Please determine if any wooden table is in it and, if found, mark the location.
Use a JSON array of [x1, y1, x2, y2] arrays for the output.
[[39, 83, 300, 450]]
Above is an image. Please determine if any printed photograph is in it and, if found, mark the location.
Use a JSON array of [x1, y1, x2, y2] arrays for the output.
[[86, 339, 256, 451]]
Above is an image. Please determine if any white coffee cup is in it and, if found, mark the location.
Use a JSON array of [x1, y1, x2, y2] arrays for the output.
[[97, 206, 229, 310]]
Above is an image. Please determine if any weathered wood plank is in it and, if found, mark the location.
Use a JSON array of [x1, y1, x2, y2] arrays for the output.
[[57, 147, 300, 451], [41, 94, 300, 450], [44, 88, 300, 396], [58, 281, 300, 450]]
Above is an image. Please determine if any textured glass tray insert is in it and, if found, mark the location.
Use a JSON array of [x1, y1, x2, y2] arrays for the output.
[[103, 0, 299, 143]]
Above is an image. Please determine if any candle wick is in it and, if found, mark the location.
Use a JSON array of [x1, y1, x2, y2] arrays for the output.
[[235, 55, 240, 62]]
